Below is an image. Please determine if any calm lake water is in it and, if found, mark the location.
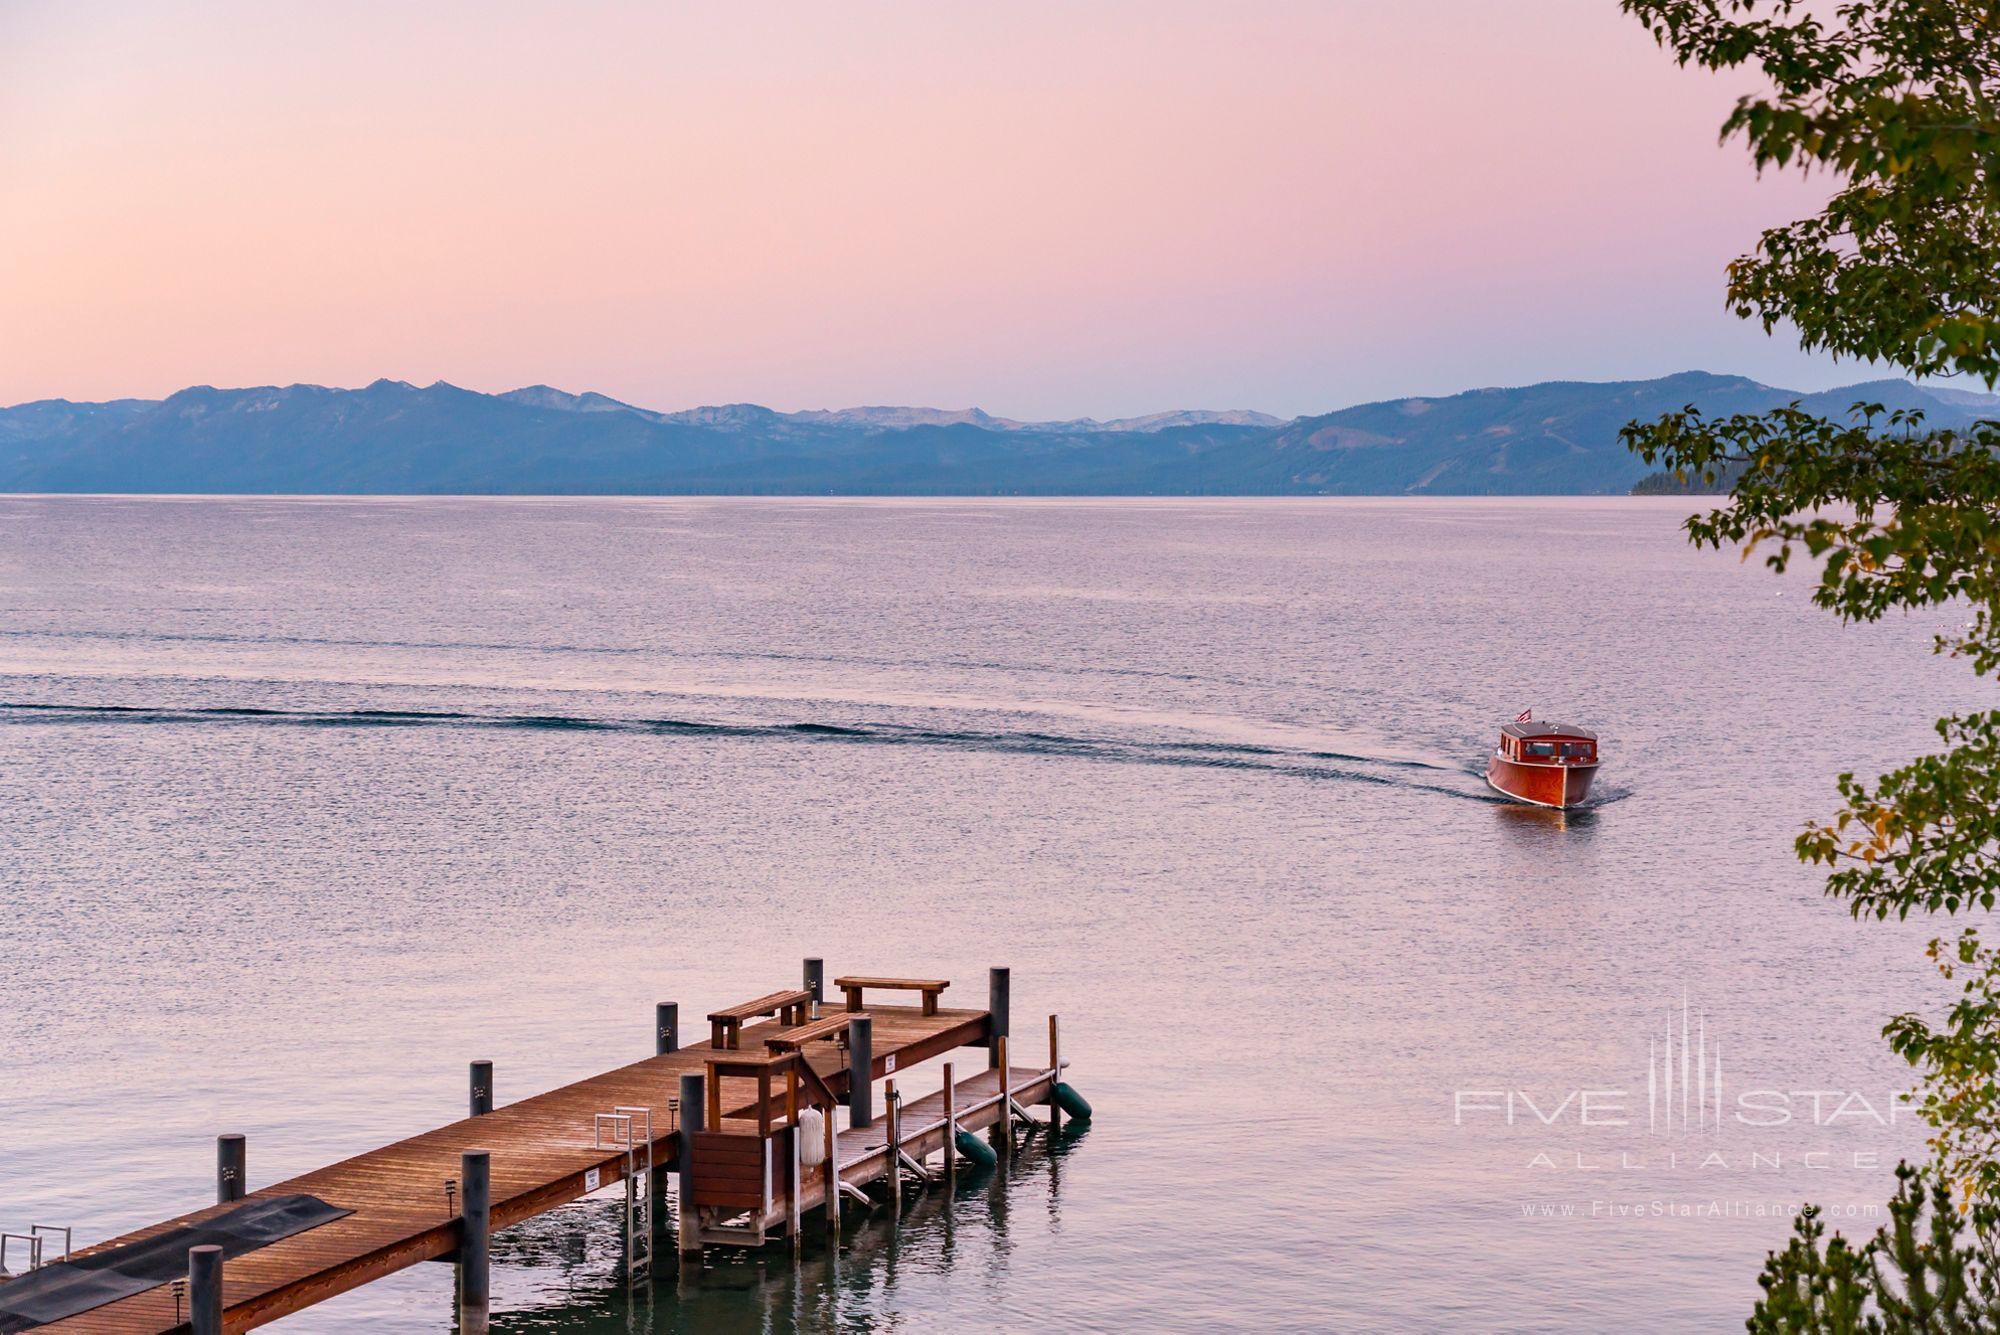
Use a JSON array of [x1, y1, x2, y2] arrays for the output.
[[0, 495, 1983, 1331]]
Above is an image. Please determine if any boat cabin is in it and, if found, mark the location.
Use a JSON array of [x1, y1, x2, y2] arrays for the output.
[[1498, 721, 1597, 766]]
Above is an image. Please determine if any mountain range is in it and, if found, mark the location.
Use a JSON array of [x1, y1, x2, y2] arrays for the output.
[[2, 372, 1993, 496]]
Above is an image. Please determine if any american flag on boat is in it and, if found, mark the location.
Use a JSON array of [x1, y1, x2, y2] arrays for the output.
[[1516, 708, 1532, 722]]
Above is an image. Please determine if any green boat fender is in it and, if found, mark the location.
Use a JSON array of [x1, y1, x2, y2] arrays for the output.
[[953, 1128, 998, 1169], [1052, 1082, 1092, 1122]]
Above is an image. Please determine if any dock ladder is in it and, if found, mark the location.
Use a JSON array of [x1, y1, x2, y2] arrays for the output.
[[0, 1226, 69, 1279], [594, 1107, 654, 1281]]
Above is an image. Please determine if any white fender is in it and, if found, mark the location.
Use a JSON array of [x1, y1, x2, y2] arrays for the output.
[[799, 1107, 827, 1167]]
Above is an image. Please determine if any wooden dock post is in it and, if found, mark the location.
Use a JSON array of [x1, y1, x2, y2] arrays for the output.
[[459, 1150, 491, 1321], [823, 1100, 841, 1244], [803, 957, 824, 1008], [987, 967, 1010, 1070], [789, 1109, 804, 1260], [655, 1002, 678, 1056], [995, 1036, 1012, 1163], [216, 1134, 246, 1204], [847, 1014, 873, 1128], [677, 1073, 704, 1259], [469, 1060, 493, 1117], [652, 1008, 679, 1243], [188, 1243, 222, 1335], [942, 1062, 957, 1184], [885, 1083, 902, 1214], [1049, 1015, 1062, 1133]]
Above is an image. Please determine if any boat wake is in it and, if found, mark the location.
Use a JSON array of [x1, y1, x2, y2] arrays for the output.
[[0, 700, 1501, 803]]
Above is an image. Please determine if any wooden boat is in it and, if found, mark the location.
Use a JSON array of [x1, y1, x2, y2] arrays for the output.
[[1487, 719, 1599, 809]]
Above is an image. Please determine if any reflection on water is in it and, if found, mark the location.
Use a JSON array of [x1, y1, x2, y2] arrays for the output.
[[479, 1126, 1084, 1333], [1492, 801, 1599, 840]]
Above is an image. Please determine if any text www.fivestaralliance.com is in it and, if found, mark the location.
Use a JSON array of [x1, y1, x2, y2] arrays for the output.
[[1519, 1199, 1884, 1220]]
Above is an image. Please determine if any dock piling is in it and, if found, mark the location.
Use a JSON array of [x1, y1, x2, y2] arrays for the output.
[[655, 1002, 678, 1056], [988, 967, 1010, 1070], [188, 1244, 222, 1335], [216, 1134, 245, 1204], [823, 1102, 841, 1244], [469, 1060, 493, 1117], [847, 1015, 873, 1128], [996, 1036, 1013, 1162], [942, 1063, 957, 1184], [1049, 1015, 1062, 1133], [677, 1073, 704, 1258], [789, 1115, 803, 1259], [885, 1083, 902, 1213], [459, 1150, 491, 1319]]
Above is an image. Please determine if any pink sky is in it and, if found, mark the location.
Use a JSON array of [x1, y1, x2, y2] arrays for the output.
[[0, 1, 1844, 418]]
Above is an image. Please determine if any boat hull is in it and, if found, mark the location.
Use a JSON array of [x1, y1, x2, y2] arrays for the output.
[[1486, 753, 1598, 809]]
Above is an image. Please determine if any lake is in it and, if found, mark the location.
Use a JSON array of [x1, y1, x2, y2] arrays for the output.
[[0, 495, 1976, 1331]]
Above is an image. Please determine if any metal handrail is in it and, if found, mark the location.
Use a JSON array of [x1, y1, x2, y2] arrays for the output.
[[0, 1232, 43, 1278]]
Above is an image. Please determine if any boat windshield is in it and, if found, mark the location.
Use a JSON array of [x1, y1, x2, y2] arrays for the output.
[[1515, 738, 1596, 761]]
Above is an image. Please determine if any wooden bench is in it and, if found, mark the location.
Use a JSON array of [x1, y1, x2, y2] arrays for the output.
[[763, 1011, 865, 1055], [833, 975, 949, 1017], [708, 988, 813, 1050]]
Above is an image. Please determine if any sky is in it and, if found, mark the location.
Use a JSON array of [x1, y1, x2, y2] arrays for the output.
[[0, 1, 1853, 419]]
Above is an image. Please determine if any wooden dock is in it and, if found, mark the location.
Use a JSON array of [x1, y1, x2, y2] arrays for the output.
[[11, 965, 1078, 1333]]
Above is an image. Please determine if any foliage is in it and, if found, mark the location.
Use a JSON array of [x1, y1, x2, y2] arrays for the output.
[[1617, 0, 2000, 1211], [1749, 1164, 2000, 1332]]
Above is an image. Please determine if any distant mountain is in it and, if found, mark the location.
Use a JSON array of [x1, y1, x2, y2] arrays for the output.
[[1217, 373, 1995, 496], [0, 396, 154, 447], [1921, 385, 2000, 410], [789, 405, 1022, 432], [1085, 409, 1286, 433], [1627, 377, 2000, 494], [659, 403, 1284, 435], [2, 373, 1991, 496], [496, 385, 645, 414]]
